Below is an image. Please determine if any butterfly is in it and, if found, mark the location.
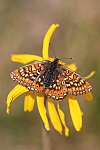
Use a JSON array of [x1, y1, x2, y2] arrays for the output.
[[10, 58, 92, 100]]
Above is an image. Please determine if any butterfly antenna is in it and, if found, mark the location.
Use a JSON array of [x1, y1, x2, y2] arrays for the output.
[[49, 42, 56, 58], [61, 57, 74, 60]]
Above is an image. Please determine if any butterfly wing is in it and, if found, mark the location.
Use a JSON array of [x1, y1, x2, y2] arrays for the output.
[[45, 64, 92, 100], [11, 59, 92, 99], [10, 60, 50, 92], [60, 65, 92, 96], [45, 69, 68, 100]]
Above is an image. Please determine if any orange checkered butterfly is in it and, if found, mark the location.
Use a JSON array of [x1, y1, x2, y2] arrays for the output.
[[10, 58, 92, 100]]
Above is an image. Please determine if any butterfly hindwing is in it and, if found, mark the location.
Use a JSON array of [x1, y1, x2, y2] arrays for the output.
[[45, 69, 68, 100]]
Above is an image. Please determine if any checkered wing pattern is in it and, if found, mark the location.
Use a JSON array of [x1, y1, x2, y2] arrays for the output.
[[45, 69, 68, 100], [45, 64, 92, 100], [10, 60, 50, 92], [11, 58, 92, 100], [60, 65, 92, 96]]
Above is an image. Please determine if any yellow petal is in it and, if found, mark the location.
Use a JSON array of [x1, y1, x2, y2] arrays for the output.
[[67, 95, 82, 131], [57, 102, 69, 136], [84, 92, 93, 101], [67, 63, 77, 71], [11, 54, 43, 64], [6, 85, 28, 114], [42, 24, 59, 59], [24, 91, 35, 112], [48, 98, 62, 135], [85, 71, 95, 79], [36, 93, 50, 131]]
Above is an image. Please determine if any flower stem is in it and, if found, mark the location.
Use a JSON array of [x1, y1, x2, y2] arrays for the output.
[[42, 126, 51, 150]]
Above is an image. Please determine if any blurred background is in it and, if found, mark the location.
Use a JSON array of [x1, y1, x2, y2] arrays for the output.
[[0, 0, 100, 149]]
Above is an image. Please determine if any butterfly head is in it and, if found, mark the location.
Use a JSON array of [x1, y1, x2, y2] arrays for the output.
[[54, 58, 59, 64]]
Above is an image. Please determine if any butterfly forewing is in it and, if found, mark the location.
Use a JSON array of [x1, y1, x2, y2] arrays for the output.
[[60, 65, 92, 95], [10, 60, 50, 92]]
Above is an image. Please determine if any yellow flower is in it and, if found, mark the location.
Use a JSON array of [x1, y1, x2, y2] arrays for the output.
[[6, 24, 95, 136]]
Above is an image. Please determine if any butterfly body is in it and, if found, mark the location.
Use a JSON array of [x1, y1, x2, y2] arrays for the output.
[[10, 58, 92, 100], [44, 58, 59, 89]]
